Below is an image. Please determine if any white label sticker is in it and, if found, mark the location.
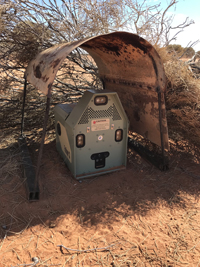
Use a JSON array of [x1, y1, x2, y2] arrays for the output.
[[91, 119, 110, 131]]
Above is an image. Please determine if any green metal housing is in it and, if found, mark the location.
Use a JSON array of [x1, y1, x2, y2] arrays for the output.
[[54, 90, 129, 179]]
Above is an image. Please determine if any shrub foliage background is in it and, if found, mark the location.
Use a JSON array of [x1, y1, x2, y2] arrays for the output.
[[0, 0, 200, 147]]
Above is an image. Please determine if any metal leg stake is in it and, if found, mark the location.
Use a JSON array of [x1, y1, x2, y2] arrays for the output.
[[19, 79, 39, 201], [34, 92, 51, 196]]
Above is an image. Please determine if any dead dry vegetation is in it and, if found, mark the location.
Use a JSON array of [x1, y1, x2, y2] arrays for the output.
[[164, 57, 200, 147]]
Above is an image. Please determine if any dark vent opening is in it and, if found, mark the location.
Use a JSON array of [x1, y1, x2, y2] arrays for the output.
[[113, 103, 122, 121], [78, 108, 89, 124], [88, 106, 113, 119]]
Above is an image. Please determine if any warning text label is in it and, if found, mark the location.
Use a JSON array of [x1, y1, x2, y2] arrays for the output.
[[91, 119, 110, 131]]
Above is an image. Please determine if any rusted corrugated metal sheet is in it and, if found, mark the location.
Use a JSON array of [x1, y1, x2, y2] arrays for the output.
[[25, 39, 91, 95], [25, 31, 169, 150]]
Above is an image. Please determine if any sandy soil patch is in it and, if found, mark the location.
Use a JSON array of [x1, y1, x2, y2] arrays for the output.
[[0, 136, 200, 267]]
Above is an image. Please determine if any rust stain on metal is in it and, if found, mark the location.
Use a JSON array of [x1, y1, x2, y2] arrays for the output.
[[51, 58, 61, 68], [42, 75, 49, 83], [148, 54, 158, 77], [134, 110, 140, 122], [33, 64, 42, 79], [103, 44, 121, 56], [48, 83, 53, 90], [25, 31, 169, 150]]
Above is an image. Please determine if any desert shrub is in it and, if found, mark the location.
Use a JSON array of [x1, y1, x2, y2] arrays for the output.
[[11, 22, 52, 65], [167, 44, 184, 56], [164, 57, 200, 145], [1, 0, 199, 150]]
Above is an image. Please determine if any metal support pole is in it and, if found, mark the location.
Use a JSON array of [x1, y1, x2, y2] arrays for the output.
[[34, 89, 51, 193], [157, 87, 165, 159], [157, 86, 168, 170], [19, 78, 39, 201], [20, 78, 27, 137]]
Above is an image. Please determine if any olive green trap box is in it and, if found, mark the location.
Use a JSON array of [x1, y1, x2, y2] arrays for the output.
[[54, 90, 129, 179]]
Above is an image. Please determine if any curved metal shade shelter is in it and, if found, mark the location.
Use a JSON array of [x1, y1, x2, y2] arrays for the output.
[[25, 31, 169, 150]]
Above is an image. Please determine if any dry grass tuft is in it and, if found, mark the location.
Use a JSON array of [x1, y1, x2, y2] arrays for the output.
[[0, 147, 21, 183]]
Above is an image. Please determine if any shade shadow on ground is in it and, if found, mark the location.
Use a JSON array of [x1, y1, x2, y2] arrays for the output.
[[0, 136, 200, 235]]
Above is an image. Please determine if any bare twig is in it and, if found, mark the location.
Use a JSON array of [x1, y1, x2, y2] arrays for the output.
[[57, 243, 116, 253], [11, 257, 39, 267]]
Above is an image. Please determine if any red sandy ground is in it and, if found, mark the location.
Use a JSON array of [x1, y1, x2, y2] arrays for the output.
[[0, 137, 200, 267]]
